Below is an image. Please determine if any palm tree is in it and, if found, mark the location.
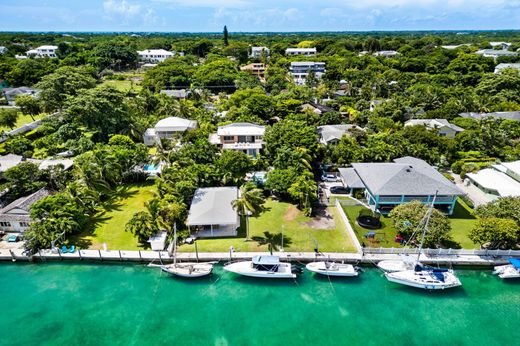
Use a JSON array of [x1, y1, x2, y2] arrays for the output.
[[232, 183, 265, 241]]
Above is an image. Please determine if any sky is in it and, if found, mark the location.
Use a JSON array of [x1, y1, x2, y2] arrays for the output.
[[0, 0, 520, 32]]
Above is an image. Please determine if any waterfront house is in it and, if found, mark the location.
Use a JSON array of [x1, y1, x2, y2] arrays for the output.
[[137, 49, 175, 63], [494, 63, 520, 74], [460, 111, 520, 122], [209, 122, 265, 158], [0, 189, 51, 233], [186, 187, 240, 238], [250, 46, 270, 59], [404, 119, 464, 138], [289, 61, 325, 85], [318, 124, 364, 145], [26, 45, 58, 58], [466, 160, 520, 202], [338, 157, 463, 215], [285, 48, 317, 56], [240, 63, 266, 81], [143, 116, 198, 146]]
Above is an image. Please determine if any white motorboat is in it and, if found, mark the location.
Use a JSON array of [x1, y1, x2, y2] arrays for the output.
[[377, 256, 418, 273], [224, 255, 302, 279], [385, 265, 462, 290], [493, 259, 520, 279], [160, 262, 213, 278], [306, 261, 360, 277]]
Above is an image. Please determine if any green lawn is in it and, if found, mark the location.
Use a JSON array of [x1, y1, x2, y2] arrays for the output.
[[100, 79, 142, 92], [342, 198, 479, 249], [179, 199, 357, 253], [70, 183, 156, 250], [0, 112, 45, 132]]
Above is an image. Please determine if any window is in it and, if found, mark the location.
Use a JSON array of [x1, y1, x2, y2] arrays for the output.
[[223, 136, 234, 141], [0, 222, 12, 227], [19, 222, 30, 228]]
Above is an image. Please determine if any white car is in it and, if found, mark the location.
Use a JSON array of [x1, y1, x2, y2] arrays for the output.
[[321, 174, 340, 182]]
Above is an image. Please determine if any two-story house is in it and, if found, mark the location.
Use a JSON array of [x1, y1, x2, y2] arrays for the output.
[[240, 63, 266, 80], [289, 61, 325, 85], [209, 123, 265, 158], [26, 45, 58, 58], [137, 49, 175, 63], [143, 116, 198, 146], [285, 48, 317, 56], [249, 46, 270, 59]]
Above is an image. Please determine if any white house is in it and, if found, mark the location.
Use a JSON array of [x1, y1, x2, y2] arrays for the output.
[[137, 49, 175, 63], [475, 49, 517, 60], [0, 46, 7, 54], [209, 123, 265, 158], [494, 63, 520, 74], [143, 116, 198, 146], [374, 51, 399, 57], [490, 42, 512, 50], [404, 119, 464, 138], [26, 45, 58, 58], [186, 187, 240, 238], [289, 61, 325, 85], [250, 46, 270, 59], [317, 124, 364, 145], [0, 189, 51, 233], [285, 47, 317, 56], [466, 160, 520, 202]]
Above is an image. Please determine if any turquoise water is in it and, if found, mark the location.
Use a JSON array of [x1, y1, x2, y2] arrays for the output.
[[0, 263, 519, 346], [143, 164, 159, 171]]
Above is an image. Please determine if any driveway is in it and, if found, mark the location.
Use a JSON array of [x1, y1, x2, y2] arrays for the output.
[[450, 173, 493, 207]]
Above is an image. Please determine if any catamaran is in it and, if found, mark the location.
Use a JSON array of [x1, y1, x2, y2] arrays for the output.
[[384, 194, 462, 290], [493, 259, 520, 279], [224, 255, 303, 279], [306, 259, 361, 277]]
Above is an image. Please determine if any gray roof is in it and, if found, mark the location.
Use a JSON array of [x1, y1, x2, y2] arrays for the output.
[[405, 119, 464, 132], [0, 189, 51, 222], [351, 157, 463, 196], [160, 89, 188, 98], [186, 187, 239, 226], [318, 124, 364, 144], [338, 168, 364, 189], [2, 87, 39, 101], [460, 111, 520, 122]]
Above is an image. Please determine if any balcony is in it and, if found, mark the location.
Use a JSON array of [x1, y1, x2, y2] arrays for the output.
[[222, 141, 263, 150]]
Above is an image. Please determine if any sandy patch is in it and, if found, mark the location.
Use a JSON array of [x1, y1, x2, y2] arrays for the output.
[[283, 204, 300, 222]]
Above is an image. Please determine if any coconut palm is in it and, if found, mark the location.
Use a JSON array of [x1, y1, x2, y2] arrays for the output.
[[232, 182, 265, 240]]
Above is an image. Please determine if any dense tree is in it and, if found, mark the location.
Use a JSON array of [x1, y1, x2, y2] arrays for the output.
[[475, 197, 520, 226], [0, 108, 18, 129], [91, 41, 138, 71], [232, 182, 265, 239], [15, 95, 40, 120], [3, 162, 46, 199], [223, 25, 229, 46], [264, 120, 319, 160], [469, 217, 520, 249]]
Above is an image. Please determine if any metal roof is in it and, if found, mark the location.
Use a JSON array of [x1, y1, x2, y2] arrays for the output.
[[186, 187, 239, 226], [216, 123, 265, 136], [155, 116, 197, 131]]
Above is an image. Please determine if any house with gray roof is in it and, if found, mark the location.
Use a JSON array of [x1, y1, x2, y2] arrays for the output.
[[338, 157, 463, 215], [459, 111, 520, 122], [404, 119, 464, 138], [475, 49, 517, 60], [318, 124, 364, 145], [2, 87, 39, 105], [0, 189, 51, 233], [186, 187, 240, 238], [494, 63, 520, 74]]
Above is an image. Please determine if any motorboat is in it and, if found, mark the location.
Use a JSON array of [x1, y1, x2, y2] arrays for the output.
[[224, 255, 303, 279], [493, 259, 520, 279], [306, 261, 360, 277], [377, 256, 419, 273], [385, 264, 462, 290], [160, 262, 213, 278]]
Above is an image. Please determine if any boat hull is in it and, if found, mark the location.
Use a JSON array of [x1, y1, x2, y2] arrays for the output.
[[306, 262, 359, 277], [224, 261, 297, 279], [377, 259, 418, 273], [385, 270, 462, 290], [161, 263, 213, 278], [493, 265, 520, 279]]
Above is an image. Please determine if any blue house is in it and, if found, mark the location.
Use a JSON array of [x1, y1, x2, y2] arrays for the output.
[[339, 157, 464, 215]]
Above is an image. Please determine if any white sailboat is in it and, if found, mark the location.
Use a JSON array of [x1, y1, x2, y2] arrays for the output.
[[493, 259, 520, 279], [224, 255, 303, 279], [377, 255, 417, 273], [159, 224, 214, 278], [306, 260, 360, 277], [384, 194, 462, 290]]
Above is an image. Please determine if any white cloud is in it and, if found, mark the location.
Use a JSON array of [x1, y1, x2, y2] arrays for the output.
[[103, 0, 141, 18]]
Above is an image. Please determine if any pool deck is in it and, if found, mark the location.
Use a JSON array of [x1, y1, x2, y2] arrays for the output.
[[0, 248, 515, 266]]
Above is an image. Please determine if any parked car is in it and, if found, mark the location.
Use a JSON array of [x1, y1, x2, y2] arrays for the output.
[[321, 174, 340, 182], [330, 186, 349, 194], [7, 234, 19, 242]]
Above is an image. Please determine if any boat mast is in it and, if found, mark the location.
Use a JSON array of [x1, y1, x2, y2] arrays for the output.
[[173, 223, 177, 266], [417, 191, 438, 262]]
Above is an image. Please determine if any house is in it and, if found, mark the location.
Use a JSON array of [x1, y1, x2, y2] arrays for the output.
[[475, 49, 517, 60], [404, 119, 464, 138], [285, 47, 317, 56], [137, 49, 175, 63], [209, 122, 265, 158], [494, 63, 520, 74], [301, 102, 334, 115], [370, 100, 384, 112], [26, 45, 58, 58], [160, 89, 189, 99], [338, 157, 463, 215], [143, 116, 198, 146], [186, 187, 240, 238], [441, 44, 471, 50], [289, 61, 325, 85], [0, 46, 7, 54], [0, 155, 74, 176], [374, 51, 399, 58], [490, 42, 512, 50], [250, 46, 270, 59], [2, 87, 38, 105], [0, 189, 51, 233], [460, 111, 520, 122], [466, 161, 520, 202], [240, 63, 266, 80], [318, 125, 364, 145]]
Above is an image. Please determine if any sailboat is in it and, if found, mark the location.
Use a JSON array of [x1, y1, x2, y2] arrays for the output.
[[159, 224, 214, 278], [384, 194, 462, 290]]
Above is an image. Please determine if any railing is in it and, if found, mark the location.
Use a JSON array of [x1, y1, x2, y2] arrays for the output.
[[363, 247, 520, 257]]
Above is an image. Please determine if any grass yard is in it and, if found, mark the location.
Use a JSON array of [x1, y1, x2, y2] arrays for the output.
[[70, 183, 156, 250], [0, 112, 45, 132], [100, 79, 142, 92], [342, 197, 479, 249], [179, 199, 357, 253]]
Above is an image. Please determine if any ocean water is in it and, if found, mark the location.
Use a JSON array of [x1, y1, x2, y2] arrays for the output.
[[0, 263, 519, 346]]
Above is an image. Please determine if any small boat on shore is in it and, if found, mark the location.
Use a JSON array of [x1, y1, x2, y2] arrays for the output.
[[493, 259, 520, 279], [306, 261, 360, 277], [224, 255, 302, 279]]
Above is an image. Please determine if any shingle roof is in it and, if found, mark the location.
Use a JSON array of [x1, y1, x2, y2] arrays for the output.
[[351, 157, 463, 196], [0, 188, 51, 216], [338, 168, 364, 189], [317, 124, 363, 144], [186, 187, 239, 226], [405, 119, 464, 132], [459, 112, 520, 122]]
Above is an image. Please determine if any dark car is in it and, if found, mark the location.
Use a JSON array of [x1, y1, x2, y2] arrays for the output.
[[330, 186, 349, 194]]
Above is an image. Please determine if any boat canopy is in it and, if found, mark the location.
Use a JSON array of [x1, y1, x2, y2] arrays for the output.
[[252, 255, 280, 265], [508, 258, 520, 269]]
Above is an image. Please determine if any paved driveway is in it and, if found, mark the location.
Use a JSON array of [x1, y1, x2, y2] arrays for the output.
[[450, 173, 493, 206]]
